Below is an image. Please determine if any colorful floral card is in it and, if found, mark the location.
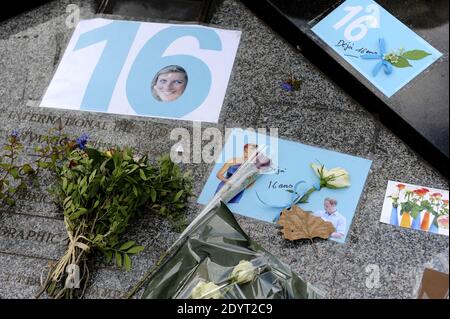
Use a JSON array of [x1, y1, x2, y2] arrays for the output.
[[311, 0, 442, 97], [40, 18, 241, 122], [380, 181, 449, 236], [197, 129, 372, 243]]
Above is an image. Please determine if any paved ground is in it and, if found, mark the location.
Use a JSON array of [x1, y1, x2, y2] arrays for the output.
[[0, 0, 448, 299]]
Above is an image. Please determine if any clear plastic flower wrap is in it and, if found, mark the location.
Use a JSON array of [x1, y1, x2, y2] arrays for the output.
[[129, 146, 324, 299], [140, 202, 324, 299], [171, 145, 273, 250]]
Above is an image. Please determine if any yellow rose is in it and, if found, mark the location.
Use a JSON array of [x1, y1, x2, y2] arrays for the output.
[[311, 163, 351, 189]]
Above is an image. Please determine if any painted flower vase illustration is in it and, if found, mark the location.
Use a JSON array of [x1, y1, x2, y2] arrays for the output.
[[429, 221, 439, 234], [411, 212, 422, 230], [400, 211, 412, 228], [437, 215, 449, 231], [420, 211, 433, 231], [390, 206, 399, 226]]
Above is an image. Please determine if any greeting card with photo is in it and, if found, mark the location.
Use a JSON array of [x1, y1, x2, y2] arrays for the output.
[[40, 18, 241, 123], [380, 181, 449, 236], [311, 0, 442, 97], [198, 129, 372, 243]]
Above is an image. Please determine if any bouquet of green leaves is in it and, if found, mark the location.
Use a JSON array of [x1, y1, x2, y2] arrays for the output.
[[37, 136, 192, 299], [1, 127, 71, 207]]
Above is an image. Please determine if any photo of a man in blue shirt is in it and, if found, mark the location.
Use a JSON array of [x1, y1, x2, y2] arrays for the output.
[[314, 198, 347, 239]]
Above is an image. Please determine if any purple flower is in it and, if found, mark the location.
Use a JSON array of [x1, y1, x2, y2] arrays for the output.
[[281, 82, 294, 92], [75, 133, 89, 150], [11, 130, 20, 138]]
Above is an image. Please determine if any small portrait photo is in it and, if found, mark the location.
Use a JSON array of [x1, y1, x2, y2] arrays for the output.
[[313, 197, 347, 239], [214, 143, 260, 204], [151, 65, 188, 102]]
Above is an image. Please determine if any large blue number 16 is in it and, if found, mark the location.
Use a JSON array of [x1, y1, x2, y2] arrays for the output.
[[74, 21, 138, 112], [74, 20, 223, 117]]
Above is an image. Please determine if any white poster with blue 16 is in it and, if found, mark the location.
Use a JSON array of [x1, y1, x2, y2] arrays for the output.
[[40, 19, 241, 122], [312, 0, 442, 97]]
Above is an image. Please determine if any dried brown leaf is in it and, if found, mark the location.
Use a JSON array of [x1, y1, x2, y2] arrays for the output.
[[277, 205, 335, 241]]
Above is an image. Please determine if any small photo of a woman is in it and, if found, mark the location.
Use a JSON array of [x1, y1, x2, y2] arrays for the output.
[[214, 143, 259, 204], [152, 65, 188, 102]]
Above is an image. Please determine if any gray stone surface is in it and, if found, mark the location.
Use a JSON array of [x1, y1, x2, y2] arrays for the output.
[[0, 0, 448, 299]]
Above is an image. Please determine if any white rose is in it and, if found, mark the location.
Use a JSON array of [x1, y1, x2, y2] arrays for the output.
[[311, 163, 351, 189], [231, 260, 256, 284], [191, 281, 223, 299]]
